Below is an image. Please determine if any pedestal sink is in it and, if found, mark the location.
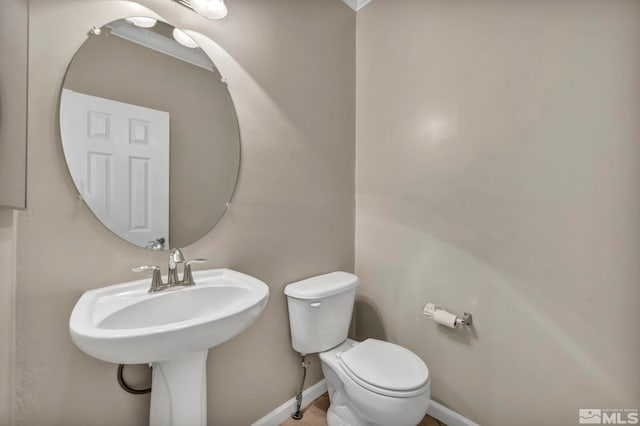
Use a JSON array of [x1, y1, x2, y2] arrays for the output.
[[69, 268, 269, 426]]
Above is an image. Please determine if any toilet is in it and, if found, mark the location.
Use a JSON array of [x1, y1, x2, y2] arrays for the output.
[[284, 272, 430, 426]]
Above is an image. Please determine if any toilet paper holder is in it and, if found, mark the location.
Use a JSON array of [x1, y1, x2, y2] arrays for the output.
[[455, 312, 473, 326], [423, 303, 473, 327]]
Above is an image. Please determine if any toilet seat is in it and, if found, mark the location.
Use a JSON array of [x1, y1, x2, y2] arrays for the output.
[[338, 339, 429, 398]]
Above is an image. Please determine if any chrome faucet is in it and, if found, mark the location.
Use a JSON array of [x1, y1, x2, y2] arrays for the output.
[[132, 249, 207, 293], [167, 248, 185, 286]]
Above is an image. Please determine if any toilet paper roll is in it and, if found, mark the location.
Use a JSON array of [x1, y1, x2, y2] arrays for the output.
[[423, 303, 437, 318], [434, 309, 458, 329]]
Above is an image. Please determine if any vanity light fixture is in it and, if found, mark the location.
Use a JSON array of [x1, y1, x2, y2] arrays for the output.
[[190, 0, 228, 19], [125, 16, 158, 28], [172, 28, 199, 48], [173, 0, 228, 20]]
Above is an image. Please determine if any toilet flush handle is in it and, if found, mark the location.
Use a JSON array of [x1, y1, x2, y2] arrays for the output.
[[310, 301, 322, 308]]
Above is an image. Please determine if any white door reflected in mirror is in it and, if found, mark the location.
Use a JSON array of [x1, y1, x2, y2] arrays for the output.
[[61, 89, 170, 248]]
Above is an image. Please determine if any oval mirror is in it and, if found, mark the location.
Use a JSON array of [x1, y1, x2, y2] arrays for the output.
[[59, 17, 240, 250]]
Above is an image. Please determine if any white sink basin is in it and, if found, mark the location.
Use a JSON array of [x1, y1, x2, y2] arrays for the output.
[[70, 268, 269, 364], [69, 268, 269, 426]]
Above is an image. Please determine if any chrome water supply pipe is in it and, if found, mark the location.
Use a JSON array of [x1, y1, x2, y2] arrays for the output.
[[291, 353, 309, 420]]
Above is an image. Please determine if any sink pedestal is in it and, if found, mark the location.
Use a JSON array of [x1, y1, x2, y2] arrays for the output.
[[149, 351, 209, 426]]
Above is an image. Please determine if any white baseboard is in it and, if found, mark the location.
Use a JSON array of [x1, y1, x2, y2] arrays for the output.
[[252, 379, 479, 426], [427, 400, 480, 426], [251, 379, 328, 426]]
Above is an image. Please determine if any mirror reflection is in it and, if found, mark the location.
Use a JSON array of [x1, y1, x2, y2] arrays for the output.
[[60, 18, 240, 250]]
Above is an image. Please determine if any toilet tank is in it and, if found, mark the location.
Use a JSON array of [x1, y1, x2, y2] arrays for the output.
[[284, 272, 359, 354]]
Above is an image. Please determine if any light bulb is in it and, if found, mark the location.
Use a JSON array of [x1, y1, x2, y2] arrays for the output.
[[172, 28, 199, 49], [125, 17, 157, 28], [190, 0, 228, 20]]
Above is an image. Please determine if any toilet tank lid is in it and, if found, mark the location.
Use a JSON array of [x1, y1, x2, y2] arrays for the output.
[[284, 271, 358, 300]]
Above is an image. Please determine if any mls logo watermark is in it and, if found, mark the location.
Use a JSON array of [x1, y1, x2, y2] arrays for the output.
[[579, 409, 639, 424], [580, 410, 603, 424]]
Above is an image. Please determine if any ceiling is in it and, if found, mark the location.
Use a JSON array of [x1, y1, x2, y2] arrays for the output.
[[340, 0, 375, 12]]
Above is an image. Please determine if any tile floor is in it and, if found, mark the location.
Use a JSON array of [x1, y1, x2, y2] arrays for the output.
[[280, 393, 444, 426]]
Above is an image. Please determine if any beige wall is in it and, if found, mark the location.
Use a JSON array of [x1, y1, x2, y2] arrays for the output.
[[356, 1, 640, 425], [16, 1, 639, 425], [0, 0, 28, 209], [0, 208, 16, 425], [63, 29, 240, 248], [17, 0, 354, 425]]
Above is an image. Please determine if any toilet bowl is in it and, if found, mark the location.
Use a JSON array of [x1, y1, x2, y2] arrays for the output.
[[320, 339, 430, 426], [285, 272, 430, 426]]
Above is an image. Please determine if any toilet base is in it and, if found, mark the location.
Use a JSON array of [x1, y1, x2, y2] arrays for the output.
[[325, 378, 368, 426], [327, 405, 364, 426]]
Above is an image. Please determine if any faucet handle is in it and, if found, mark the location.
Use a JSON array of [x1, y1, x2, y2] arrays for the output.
[[181, 259, 207, 287], [132, 265, 166, 293], [132, 265, 160, 273]]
